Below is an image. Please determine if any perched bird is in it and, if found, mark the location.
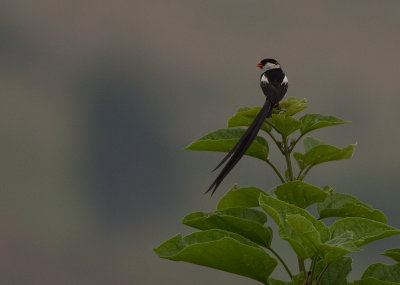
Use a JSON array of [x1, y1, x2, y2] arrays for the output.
[[206, 58, 288, 195]]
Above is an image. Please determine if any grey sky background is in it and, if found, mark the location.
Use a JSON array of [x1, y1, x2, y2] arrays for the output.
[[1, 1, 399, 284]]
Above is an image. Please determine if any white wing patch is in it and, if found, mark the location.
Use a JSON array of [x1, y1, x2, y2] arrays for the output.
[[282, 76, 288, 85], [261, 74, 269, 83]]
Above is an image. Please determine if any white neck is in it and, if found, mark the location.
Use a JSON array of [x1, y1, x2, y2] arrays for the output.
[[264, 63, 281, 70]]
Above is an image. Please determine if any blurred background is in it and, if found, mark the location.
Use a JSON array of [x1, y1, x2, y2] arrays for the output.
[[1, 1, 399, 284]]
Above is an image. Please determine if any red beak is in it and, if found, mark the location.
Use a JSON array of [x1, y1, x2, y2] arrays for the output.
[[257, 61, 263, 69]]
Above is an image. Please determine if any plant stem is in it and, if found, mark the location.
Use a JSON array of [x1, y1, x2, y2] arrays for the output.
[[298, 258, 306, 279], [266, 160, 285, 184], [307, 255, 318, 285], [298, 165, 314, 181], [267, 247, 293, 279], [281, 133, 306, 278], [265, 129, 284, 154], [282, 135, 294, 181], [315, 263, 331, 285], [302, 165, 314, 178], [265, 119, 279, 133], [265, 120, 285, 152], [289, 134, 304, 152]]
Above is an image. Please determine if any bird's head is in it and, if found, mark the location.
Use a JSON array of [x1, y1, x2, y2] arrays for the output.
[[257, 58, 281, 70]]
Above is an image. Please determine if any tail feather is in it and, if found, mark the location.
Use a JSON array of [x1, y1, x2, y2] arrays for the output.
[[212, 107, 264, 172], [206, 99, 273, 195]]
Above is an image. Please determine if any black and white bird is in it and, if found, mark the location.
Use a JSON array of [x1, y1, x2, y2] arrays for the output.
[[206, 58, 288, 195]]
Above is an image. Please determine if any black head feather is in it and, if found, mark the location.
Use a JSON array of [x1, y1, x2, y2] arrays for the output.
[[260, 58, 279, 66]]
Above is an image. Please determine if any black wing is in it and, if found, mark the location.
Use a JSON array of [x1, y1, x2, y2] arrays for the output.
[[260, 69, 288, 104]]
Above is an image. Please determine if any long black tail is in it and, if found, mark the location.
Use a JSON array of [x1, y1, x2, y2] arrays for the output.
[[206, 99, 273, 195]]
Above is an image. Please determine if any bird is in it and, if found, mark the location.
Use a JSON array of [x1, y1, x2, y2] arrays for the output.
[[206, 58, 288, 195]]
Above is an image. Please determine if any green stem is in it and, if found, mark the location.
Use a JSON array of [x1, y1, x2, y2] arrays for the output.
[[281, 134, 305, 276], [265, 119, 278, 133], [315, 263, 331, 285], [303, 165, 314, 178], [282, 135, 294, 181], [267, 247, 293, 279], [266, 160, 285, 184], [289, 133, 305, 152], [297, 164, 314, 181], [265, 128, 284, 154], [298, 258, 306, 279], [296, 166, 306, 180], [307, 255, 318, 285]]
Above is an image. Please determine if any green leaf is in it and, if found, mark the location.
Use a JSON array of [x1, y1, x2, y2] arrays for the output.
[[259, 194, 330, 241], [315, 257, 352, 285], [382, 249, 400, 263], [303, 137, 324, 152], [354, 278, 400, 285], [182, 208, 273, 247], [268, 114, 301, 136], [353, 277, 400, 285], [259, 194, 330, 259], [274, 181, 328, 208], [293, 137, 356, 170], [154, 229, 278, 283], [217, 185, 267, 210], [318, 192, 387, 223], [320, 231, 359, 263], [185, 128, 269, 161], [330, 217, 400, 247], [286, 216, 358, 263], [228, 106, 272, 133], [362, 263, 400, 282], [286, 214, 322, 254], [278, 97, 308, 116], [299, 114, 349, 135]]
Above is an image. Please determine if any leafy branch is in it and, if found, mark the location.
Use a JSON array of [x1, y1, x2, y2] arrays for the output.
[[155, 97, 400, 285]]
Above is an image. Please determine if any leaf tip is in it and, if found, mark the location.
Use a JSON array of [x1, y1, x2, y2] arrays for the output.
[[183, 143, 193, 150]]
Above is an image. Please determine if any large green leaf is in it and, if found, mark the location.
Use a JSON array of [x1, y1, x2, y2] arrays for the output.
[[268, 114, 301, 136], [318, 192, 387, 223], [228, 106, 271, 133], [182, 208, 273, 247], [299, 114, 349, 135], [259, 194, 330, 259], [353, 278, 400, 285], [154, 229, 278, 283], [315, 257, 352, 285], [330, 217, 400, 247], [382, 249, 400, 263], [185, 128, 269, 161], [293, 137, 356, 170], [362, 263, 400, 282], [278, 97, 308, 116], [274, 181, 328, 208], [217, 185, 267, 211]]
